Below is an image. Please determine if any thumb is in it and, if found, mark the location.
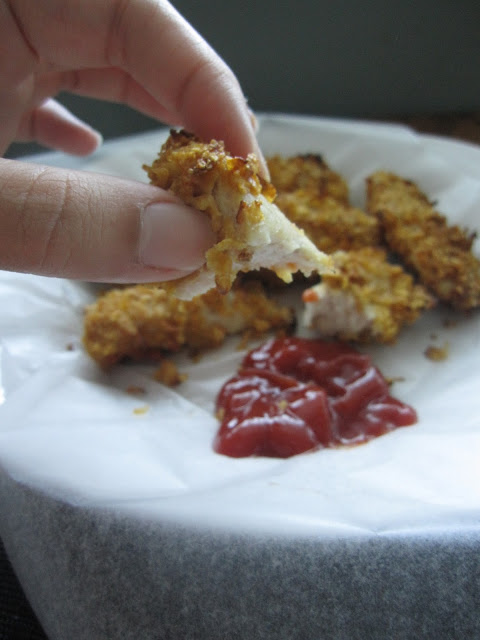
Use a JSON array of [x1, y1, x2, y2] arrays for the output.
[[0, 159, 215, 283]]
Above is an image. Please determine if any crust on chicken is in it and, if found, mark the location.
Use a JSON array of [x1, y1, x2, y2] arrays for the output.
[[367, 171, 480, 310], [83, 283, 294, 368], [267, 154, 349, 203], [266, 154, 379, 255], [143, 131, 332, 300], [302, 247, 435, 343], [275, 190, 381, 253]]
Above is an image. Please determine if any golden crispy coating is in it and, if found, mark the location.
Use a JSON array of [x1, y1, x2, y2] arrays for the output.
[[144, 131, 331, 299], [83, 286, 186, 368], [302, 247, 435, 343], [367, 171, 480, 310], [275, 190, 381, 253], [267, 154, 349, 203], [83, 283, 294, 368], [267, 154, 379, 256]]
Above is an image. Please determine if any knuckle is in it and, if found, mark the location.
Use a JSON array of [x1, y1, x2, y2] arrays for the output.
[[0, 2, 38, 89], [104, 0, 133, 68], [175, 58, 231, 114], [21, 168, 84, 275]]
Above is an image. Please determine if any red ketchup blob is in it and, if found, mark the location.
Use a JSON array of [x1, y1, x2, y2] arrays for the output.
[[214, 337, 417, 458]]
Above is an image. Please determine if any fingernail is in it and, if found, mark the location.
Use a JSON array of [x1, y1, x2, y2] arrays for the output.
[[138, 201, 216, 271]]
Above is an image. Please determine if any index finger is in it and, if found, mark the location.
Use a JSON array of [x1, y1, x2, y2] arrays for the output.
[[8, 0, 262, 162]]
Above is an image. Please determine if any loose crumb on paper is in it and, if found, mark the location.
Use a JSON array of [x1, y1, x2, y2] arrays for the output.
[[133, 405, 150, 416], [424, 342, 449, 362], [153, 360, 188, 387]]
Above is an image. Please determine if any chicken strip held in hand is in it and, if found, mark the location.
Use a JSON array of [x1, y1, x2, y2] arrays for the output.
[[144, 131, 332, 300]]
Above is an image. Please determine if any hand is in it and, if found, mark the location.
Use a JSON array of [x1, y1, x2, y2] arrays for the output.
[[0, 0, 266, 282]]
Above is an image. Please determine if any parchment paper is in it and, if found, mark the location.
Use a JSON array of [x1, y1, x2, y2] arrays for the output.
[[1, 115, 480, 538]]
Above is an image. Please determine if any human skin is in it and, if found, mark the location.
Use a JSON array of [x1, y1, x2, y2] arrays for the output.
[[0, 0, 266, 282]]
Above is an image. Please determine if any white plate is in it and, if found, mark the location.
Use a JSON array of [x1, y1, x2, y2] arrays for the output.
[[1, 114, 480, 537]]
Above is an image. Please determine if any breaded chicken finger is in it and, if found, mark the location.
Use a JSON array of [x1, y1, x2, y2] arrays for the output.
[[83, 283, 294, 368], [144, 131, 331, 299], [275, 190, 381, 253], [367, 171, 480, 310], [302, 247, 435, 343], [267, 154, 349, 203]]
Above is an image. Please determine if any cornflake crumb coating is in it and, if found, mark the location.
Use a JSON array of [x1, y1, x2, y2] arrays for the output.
[[143, 131, 331, 299], [275, 191, 381, 253], [268, 154, 380, 254], [83, 283, 294, 368], [267, 154, 349, 202], [367, 171, 480, 310], [303, 247, 435, 343]]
